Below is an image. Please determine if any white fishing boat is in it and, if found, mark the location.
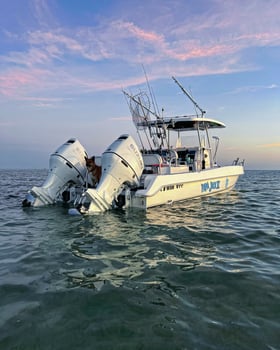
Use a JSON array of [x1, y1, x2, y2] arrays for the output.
[[23, 76, 244, 214]]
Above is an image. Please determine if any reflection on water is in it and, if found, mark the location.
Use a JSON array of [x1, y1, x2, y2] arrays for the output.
[[65, 185, 273, 291], [144, 191, 242, 232], [69, 212, 149, 288], [66, 200, 227, 289]]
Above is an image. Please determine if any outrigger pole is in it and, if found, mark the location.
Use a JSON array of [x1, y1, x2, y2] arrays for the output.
[[172, 76, 209, 167], [172, 76, 206, 117]]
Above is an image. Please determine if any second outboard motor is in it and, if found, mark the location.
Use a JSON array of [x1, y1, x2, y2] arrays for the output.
[[22, 138, 89, 207], [75, 134, 144, 214]]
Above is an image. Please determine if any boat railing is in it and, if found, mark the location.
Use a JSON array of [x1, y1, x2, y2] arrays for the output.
[[232, 158, 245, 166]]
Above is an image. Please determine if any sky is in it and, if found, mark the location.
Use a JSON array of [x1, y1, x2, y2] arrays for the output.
[[0, 0, 279, 170]]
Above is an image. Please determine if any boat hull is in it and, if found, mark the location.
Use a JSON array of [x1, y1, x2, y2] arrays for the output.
[[130, 165, 244, 209]]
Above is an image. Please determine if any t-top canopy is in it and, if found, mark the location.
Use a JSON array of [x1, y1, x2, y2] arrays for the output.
[[136, 116, 225, 131]]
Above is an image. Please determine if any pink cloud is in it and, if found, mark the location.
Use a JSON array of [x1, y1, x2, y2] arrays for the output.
[[29, 31, 83, 52], [115, 21, 164, 43], [0, 71, 36, 97], [0, 64, 145, 102], [0, 68, 54, 98], [1, 0, 280, 103], [164, 43, 237, 61]]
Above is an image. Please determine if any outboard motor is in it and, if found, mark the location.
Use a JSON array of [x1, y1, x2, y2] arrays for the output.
[[22, 138, 89, 207], [74, 134, 144, 214]]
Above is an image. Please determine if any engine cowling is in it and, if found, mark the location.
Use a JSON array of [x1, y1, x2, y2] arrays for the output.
[[22, 138, 89, 207], [77, 134, 144, 214]]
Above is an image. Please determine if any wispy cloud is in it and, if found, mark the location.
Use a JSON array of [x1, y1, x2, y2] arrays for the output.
[[32, 0, 58, 28], [257, 142, 280, 149], [1, 0, 280, 103], [228, 84, 278, 94]]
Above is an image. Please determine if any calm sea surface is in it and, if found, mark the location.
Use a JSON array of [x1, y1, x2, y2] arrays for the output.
[[0, 169, 279, 350]]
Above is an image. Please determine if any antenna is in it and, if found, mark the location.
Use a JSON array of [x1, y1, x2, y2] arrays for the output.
[[172, 76, 206, 116]]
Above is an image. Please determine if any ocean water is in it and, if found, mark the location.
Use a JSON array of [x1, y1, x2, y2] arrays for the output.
[[0, 169, 279, 350]]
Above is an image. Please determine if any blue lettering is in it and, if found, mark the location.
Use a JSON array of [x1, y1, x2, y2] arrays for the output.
[[201, 180, 221, 193]]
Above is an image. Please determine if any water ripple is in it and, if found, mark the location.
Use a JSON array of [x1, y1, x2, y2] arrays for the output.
[[0, 169, 280, 349]]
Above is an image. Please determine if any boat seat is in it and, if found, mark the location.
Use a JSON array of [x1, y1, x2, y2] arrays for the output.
[[142, 153, 164, 167]]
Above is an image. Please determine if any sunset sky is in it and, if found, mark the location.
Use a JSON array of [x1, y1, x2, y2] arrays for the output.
[[0, 0, 279, 169]]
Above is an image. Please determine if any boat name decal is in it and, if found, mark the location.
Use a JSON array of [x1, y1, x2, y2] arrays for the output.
[[161, 183, 184, 192], [201, 180, 220, 193]]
